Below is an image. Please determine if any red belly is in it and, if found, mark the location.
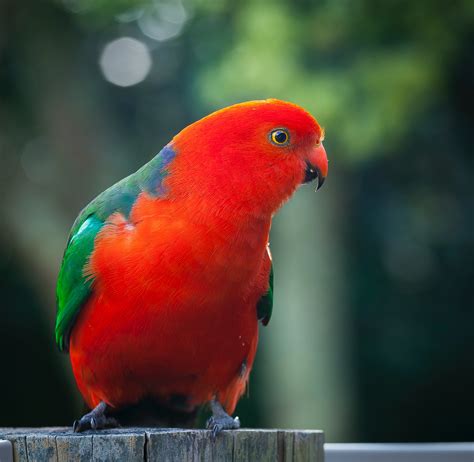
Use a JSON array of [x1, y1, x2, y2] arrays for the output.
[[69, 291, 258, 414]]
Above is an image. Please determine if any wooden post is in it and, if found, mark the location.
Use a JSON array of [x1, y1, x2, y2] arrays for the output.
[[0, 428, 324, 462]]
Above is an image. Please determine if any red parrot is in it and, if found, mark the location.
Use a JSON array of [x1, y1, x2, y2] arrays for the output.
[[55, 99, 328, 434]]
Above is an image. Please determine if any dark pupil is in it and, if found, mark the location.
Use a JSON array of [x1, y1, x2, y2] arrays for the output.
[[274, 131, 287, 143]]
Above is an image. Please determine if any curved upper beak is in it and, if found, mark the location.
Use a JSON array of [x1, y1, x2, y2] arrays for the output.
[[303, 162, 325, 189], [303, 143, 328, 190]]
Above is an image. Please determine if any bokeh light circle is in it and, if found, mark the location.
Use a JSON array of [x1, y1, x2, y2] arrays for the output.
[[99, 37, 152, 87]]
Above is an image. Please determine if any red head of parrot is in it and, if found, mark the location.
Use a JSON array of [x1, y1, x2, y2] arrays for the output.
[[164, 98, 328, 216]]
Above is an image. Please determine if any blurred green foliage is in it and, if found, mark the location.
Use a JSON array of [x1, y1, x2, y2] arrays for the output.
[[0, 0, 472, 442]]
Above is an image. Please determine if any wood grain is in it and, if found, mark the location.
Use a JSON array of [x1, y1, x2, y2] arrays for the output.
[[0, 428, 324, 462]]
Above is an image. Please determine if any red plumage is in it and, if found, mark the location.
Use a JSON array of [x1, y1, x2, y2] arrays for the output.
[[68, 99, 327, 419]]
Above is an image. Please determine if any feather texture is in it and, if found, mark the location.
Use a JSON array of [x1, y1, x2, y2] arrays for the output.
[[56, 99, 327, 417], [55, 144, 176, 351]]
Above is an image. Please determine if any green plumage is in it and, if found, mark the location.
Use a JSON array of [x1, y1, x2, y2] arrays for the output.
[[55, 146, 175, 351], [55, 215, 102, 351]]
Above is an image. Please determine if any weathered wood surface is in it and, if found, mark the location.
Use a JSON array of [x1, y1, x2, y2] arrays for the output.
[[0, 428, 324, 462]]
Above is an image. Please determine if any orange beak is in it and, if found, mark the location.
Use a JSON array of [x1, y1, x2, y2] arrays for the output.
[[304, 143, 328, 189]]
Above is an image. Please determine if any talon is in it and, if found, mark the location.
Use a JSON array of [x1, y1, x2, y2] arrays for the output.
[[206, 417, 216, 430], [207, 399, 241, 438], [72, 401, 118, 433]]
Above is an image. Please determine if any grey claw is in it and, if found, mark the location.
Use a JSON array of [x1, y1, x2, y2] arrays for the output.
[[72, 401, 118, 433], [206, 415, 240, 438]]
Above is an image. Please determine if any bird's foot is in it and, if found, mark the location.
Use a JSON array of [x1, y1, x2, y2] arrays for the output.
[[207, 415, 240, 438], [206, 399, 240, 438], [73, 401, 119, 432]]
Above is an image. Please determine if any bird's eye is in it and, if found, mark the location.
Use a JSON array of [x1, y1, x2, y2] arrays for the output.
[[270, 129, 290, 146]]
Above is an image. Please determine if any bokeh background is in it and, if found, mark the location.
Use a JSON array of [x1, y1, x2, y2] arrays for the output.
[[1, 0, 473, 443]]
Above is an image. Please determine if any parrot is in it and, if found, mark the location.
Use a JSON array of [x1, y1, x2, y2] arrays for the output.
[[55, 99, 328, 435]]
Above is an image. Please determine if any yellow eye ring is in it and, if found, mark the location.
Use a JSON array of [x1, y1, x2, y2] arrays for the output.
[[270, 129, 290, 146]]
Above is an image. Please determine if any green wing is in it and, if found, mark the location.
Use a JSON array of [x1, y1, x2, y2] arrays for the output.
[[257, 263, 273, 326], [55, 215, 103, 351], [55, 179, 141, 352], [55, 145, 176, 351]]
